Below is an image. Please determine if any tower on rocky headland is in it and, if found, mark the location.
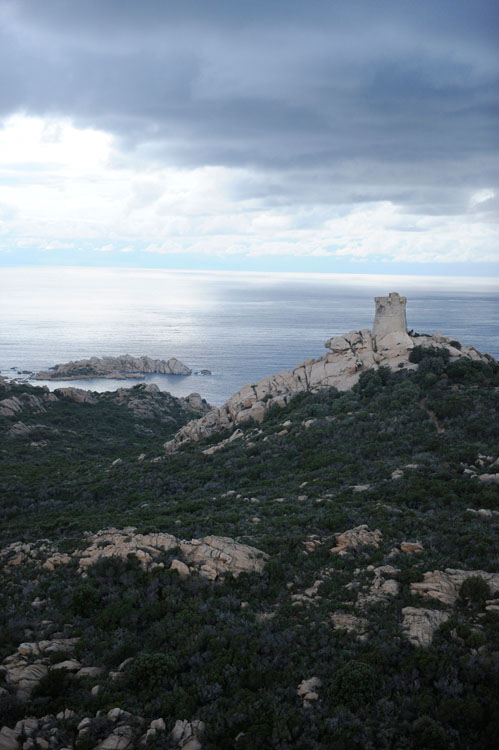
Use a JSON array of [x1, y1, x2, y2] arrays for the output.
[[372, 292, 407, 338]]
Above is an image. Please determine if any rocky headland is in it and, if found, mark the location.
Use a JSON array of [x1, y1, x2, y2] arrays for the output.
[[1, 291, 498, 749], [34, 354, 192, 381], [165, 292, 494, 452]]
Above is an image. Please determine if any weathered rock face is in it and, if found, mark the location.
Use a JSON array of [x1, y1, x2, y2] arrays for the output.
[[330, 525, 383, 555], [357, 565, 400, 608], [170, 719, 205, 750], [34, 354, 192, 380], [0, 383, 210, 443], [77, 529, 179, 573], [1, 528, 269, 581], [330, 612, 369, 637], [410, 569, 499, 606], [180, 535, 269, 580], [108, 384, 211, 420], [0, 392, 52, 418], [164, 293, 493, 453], [2, 638, 79, 700], [401, 607, 450, 647], [297, 676, 322, 706]]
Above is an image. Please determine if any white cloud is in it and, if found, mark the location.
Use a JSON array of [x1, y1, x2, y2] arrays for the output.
[[0, 114, 497, 267]]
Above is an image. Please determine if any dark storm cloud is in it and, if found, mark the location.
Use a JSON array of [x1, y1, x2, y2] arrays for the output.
[[1, 0, 498, 213]]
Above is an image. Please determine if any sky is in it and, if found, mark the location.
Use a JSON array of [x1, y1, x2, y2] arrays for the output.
[[0, 0, 498, 277]]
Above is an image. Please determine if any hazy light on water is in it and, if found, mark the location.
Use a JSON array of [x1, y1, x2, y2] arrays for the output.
[[1, 266, 498, 405]]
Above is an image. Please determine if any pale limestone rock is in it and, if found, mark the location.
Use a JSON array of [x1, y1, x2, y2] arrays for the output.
[[411, 569, 499, 606], [5, 663, 49, 700], [50, 659, 81, 672], [76, 666, 104, 678], [180, 536, 268, 579], [6, 422, 36, 438], [330, 525, 382, 555], [107, 708, 132, 722], [170, 719, 204, 749], [42, 553, 71, 571], [56, 710, 76, 720], [466, 508, 499, 519], [400, 541, 424, 555], [375, 331, 413, 354], [0, 727, 19, 750], [0, 394, 47, 418], [96, 725, 134, 750], [53, 388, 96, 404], [16, 717, 39, 736], [170, 559, 190, 579], [402, 607, 450, 647], [202, 428, 243, 455], [35, 354, 191, 380], [77, 529, 178, 573], [330, 612, 369, 636], [54, 528, 270, 579], [150, 719, 166, 732], [477, 474, 499, 484], [297, 676, 322, 705], [357, 566, 400, 608]]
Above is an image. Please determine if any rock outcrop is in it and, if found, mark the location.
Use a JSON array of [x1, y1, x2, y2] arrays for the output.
[[34, 354, 191, 380], [410, 569, 499, 606], [330, 525, 383, 555], [0, 383, 211, 442], [297, 676, 322, 707], [164, 292, 493, 453], [2, 638, 79, 700], [401, 607, 450, 647], [0, 528, 269, 581]]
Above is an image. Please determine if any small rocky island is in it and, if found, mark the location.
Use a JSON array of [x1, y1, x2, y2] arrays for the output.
[[34, 354, 192, 381]]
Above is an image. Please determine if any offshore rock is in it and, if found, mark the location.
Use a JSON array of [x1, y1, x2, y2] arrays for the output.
[[34, 354, 192, 380], [164, 293, 493, 453]]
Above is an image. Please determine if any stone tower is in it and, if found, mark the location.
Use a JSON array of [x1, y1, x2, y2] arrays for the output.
[[372, 292, 408, 338]]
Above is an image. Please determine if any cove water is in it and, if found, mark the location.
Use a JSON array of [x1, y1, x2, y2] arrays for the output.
[[1, 267, 498, 407]]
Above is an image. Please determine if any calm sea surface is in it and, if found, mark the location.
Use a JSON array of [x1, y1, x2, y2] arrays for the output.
[[1, 267, 498, 406]]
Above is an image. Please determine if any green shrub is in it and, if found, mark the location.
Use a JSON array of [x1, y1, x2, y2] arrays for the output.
[[412, 715, 448, 749], [459, 576, 491, 608], [125, 652, 179, 692], [69, 583, 101, 617], [329, 660, 377, 708]]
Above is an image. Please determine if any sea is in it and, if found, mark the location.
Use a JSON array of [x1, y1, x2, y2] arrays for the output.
[[1, 267, 498, 407]]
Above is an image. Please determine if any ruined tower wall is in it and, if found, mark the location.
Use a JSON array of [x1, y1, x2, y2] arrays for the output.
[[372, 292, 408, 338]]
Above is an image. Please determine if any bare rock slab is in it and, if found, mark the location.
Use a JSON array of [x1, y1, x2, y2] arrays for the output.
[[402, 607, 450, 647], [411, 569, 499, 606]]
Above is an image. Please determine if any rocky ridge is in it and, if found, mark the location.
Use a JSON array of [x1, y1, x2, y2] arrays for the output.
[[0, 383, 211, 437], [165, 293, 493, 453], [34, 354, 192, 380], [0, 527, 269, 582]]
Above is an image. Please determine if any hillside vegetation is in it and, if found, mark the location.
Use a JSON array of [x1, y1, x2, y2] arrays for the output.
[[0, 348, 498, 749]]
